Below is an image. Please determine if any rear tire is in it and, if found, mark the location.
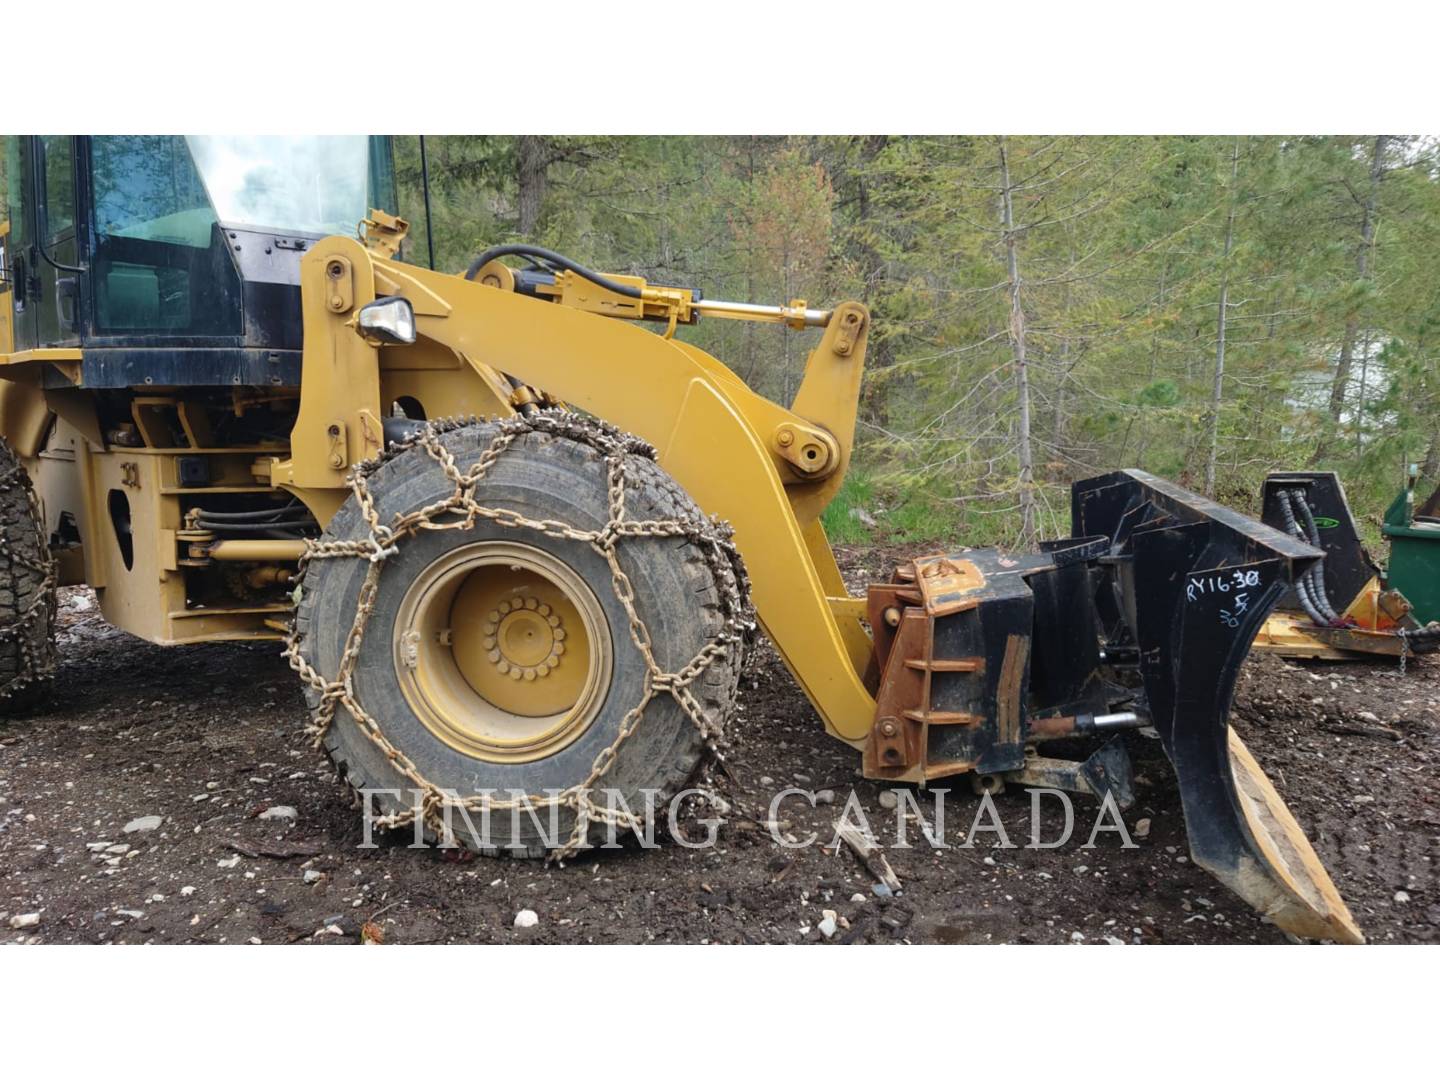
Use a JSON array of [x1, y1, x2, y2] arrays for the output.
[[293, 415, 746, 856], [0, 436, 56, 716]]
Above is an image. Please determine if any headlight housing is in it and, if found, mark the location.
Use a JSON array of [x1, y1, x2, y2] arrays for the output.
[[357, 296, 416, 345]]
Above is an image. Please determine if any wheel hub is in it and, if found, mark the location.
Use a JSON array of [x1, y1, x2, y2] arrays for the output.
[[393, 541, 612, 763], [484, 598, 566, 679]]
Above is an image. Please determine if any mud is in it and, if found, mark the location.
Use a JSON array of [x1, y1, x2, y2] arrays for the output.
[[1, 544, 1435, 945]]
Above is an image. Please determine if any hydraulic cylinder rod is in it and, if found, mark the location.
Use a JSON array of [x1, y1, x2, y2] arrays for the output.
[[205, 539, 308, 562], [693, 298, 831, 328]]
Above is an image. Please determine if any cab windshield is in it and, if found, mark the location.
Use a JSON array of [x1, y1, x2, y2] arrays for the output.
[[186, 135, 395, 236]]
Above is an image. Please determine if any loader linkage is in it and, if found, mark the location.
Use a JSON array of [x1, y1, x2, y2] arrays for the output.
[[865, 469, 1364, 943]]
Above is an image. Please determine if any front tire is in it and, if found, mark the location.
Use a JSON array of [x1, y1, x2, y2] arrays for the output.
[[291, 414, 747, 857]]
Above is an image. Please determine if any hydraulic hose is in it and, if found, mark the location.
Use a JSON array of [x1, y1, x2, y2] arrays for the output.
[[463, 243, 643, 300], [194, 503, 310, 522], [1277, 489, 1332, 626], [1284, 489, 1341, 623], [1399, 623, 1440, 651]]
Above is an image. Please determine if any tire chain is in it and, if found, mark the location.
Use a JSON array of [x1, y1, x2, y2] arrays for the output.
[[283, 410, 753, 860], [0, 447, 57, 705]]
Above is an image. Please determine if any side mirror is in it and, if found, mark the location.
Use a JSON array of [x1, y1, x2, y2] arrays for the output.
[[356, 296, 416, 345]]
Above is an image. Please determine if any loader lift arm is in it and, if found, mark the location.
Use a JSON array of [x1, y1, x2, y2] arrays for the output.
[[281, 234, 879, 744]]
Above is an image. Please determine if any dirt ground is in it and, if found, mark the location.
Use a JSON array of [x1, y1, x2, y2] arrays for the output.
[[2, 543, 1436, 945]]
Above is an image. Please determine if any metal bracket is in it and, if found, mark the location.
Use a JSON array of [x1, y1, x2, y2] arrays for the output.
[[772, 421, 838, 478]]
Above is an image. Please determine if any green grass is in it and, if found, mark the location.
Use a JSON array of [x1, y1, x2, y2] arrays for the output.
[[821, 471, 968, 547], [820, 471, 876, 543]]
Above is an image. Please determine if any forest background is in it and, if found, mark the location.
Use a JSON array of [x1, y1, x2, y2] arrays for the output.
[[15, 135, 1440, 549]]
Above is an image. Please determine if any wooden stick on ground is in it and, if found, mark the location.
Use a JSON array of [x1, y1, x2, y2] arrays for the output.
[[835, 820, 901, 892]]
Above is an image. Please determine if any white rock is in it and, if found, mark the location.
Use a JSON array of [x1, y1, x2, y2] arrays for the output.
[[116, 909, 146, 919], [877, 790, 899, 810], [1395, 890, 1411, 903], [1133, 818, 1151, 839], [1070, 931, 1085, 942], [9, 912, 40, 929], [303, 870, 323, 884], [216, 855, 241, 869], [1104, 936, 1126, 945], [123, 815, 163, 833], [1074, 865, 1089, 875], [105, 844, 130, 855], [850, 893, 867, 904], [259, 805, 298, 821], [248, 937, 263, 945], [513, 909, 540, 929], [815, 789, 836, 805], [818, 911, 839, 939], [85, 842, 110, 852], [205, 781, 220, 791], [180, 886, 196, 897]]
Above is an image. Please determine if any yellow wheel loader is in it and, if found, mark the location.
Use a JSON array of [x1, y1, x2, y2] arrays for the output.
[[0, 135, 1363, 942]]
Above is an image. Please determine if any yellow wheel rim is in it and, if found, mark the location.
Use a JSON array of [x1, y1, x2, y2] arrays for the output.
[[393, 541, 612, 763]]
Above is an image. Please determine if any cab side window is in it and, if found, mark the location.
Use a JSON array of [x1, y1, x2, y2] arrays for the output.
[[39, 136, 74, 242], [4, 136, 24, 250]]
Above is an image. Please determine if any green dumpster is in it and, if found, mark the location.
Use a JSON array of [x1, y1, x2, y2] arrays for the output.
[[1383, 476, 1440, 626]]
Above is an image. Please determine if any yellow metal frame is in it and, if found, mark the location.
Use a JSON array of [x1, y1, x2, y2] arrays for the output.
[[280, 236, 878, 743]]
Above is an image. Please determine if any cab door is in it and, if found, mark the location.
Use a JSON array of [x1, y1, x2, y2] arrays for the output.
[[3, 136, 37, 352], [33, 135, 82, 346]]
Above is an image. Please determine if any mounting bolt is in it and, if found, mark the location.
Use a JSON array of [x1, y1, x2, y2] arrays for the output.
[[883, 607, 901, 627], [879, 719, 899, 738]]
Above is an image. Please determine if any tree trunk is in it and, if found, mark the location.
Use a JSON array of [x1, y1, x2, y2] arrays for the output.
[[1355, 329, 1372, 460], [1326, 135, 1388, 423], [1422, 427, 1440, 486], [998, 137, 1037, 547], [1204, 138, 1241, 499], [516, 135, 550, 238]]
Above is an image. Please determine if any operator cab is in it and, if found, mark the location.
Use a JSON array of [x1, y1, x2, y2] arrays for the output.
[[2, 135, 397, 386]]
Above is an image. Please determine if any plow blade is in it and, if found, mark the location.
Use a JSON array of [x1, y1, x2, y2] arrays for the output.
[[1074, 471, 1365, 943]]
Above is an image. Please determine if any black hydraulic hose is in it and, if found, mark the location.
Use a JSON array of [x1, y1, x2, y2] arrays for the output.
[[194, 504, 310, 522], [463, 243, 643, 300], [1276, 490, 1331, 625], [1400, 623, 1440, 651], [1285, 489, 1341, 623], [1291, 488, 1323, 545], [1281, 492, 1334, 623]]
